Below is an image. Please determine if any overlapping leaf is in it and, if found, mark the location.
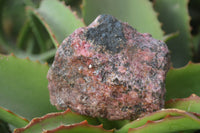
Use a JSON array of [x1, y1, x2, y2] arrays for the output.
[[154, 0, 191, 67], [116, 109, 200, 133], [166, 63, 200, 101], [26, 11, 54, 54], [166, 94, 200, 113], [128, 114, 200, 133], [43, 121, 113, 133], [0, 107, 29, 128], [14, 109, 100, 133], [82, 0, 164, 40], [0, 54, 57, 120], [26, 0, 85, 48]]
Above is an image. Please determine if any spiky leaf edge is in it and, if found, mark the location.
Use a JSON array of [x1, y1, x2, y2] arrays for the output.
[[14, 109, 100, 133], [43, 120, 113, 133]]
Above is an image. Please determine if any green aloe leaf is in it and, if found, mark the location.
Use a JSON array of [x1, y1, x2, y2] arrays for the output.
[[154, 0, 191, 67], [128, 114, 200, 133], [0, 54, 57, 120], [42, 121, 113, 133], [27, 0, 85, 48], [14, 109, 100, 133], [0, 107, 29, 128], [166, 94, 200, 113], [82, 0, 164, 40], [116, 109, 198, 133], [166, 63, 200, 101]]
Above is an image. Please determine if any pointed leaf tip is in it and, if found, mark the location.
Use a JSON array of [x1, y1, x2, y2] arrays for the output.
[[164, 114, 172, 119], [189, 93, 198, 98], [146, 120, 154, 124]]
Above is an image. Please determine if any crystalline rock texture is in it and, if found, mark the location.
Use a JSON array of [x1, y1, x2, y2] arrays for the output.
[[47, 14, 170, 120]]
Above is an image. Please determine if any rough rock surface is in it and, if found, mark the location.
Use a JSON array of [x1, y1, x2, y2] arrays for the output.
[[47, 14, 170, 120]]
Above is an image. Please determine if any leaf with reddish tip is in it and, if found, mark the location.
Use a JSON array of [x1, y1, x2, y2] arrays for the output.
[[0, 107, 29, 128], [166, 94, 200, 113], [27, 0, 85, 48], [82, 0, 164, 40], [116, 109, 199, 133], [166, 63, 200, 101], [43, 120, 113, 133], [14, 109, 100, 133], [128, 114, 200, 133], [0, 54, 57, 120]]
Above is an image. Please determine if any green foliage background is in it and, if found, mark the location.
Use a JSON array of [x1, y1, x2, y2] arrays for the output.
[[0, 0, 200, 132]]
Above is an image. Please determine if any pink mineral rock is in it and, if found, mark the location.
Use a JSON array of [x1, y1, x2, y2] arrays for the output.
[[47, 14, 170, 120]]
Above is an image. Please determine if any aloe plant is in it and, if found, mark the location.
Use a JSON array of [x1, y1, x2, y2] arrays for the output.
[[1, 0, 200, 132]]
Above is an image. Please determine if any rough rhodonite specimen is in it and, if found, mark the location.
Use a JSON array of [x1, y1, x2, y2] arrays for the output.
[[47, 14, 170, 120]]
